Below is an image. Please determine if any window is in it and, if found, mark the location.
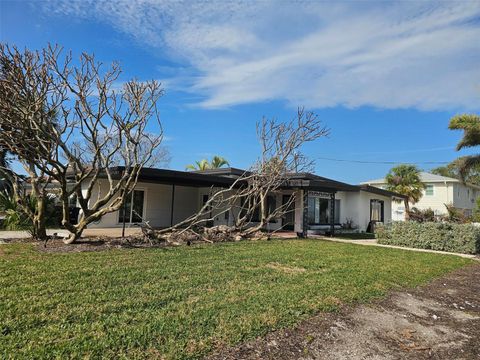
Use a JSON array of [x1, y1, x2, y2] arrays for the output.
[[240, 195, 278, 223], [307, 197, 340, 225], [118, 190, 145, 223], [370, 199, 384, 222], [425, 184, 434, 196]]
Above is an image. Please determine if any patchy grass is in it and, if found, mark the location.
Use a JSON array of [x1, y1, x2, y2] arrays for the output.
[[0, 239, 472, 359]]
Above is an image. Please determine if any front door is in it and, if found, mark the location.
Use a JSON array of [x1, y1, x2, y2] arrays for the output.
[[282, 195, 295, 231]]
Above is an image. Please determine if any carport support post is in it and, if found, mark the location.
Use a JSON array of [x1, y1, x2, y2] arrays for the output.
[[170, 184, 175, 227], [302, 190, 308, 238], [121, 194, 127, 239], [330, 192, 335, 237]]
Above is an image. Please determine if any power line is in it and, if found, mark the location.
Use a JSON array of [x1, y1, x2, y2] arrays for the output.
[[316, 157, 450, 165]]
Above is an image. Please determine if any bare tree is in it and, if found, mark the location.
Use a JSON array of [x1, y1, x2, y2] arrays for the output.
[[0, 44, 165, 243], [145, 108, 329, 244]]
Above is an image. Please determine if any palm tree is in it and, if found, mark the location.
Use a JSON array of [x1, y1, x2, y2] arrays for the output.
[[385, 164, 425, 220], [185, 156, 230, 171], [210, 155, 230, 169], [449, 114, 480, 181], [431, 157, 480, 186]]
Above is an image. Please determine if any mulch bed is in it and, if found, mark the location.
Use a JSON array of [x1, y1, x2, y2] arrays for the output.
[[1, 236, 169, 253]]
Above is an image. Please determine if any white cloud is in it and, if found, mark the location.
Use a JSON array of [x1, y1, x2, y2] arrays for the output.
[[41, 0, 480, 111]]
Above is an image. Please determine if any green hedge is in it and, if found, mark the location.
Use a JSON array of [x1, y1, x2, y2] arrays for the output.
[[376, 222, 480, 254]]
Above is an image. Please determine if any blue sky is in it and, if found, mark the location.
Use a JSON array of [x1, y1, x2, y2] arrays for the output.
[[1, 0, 479, 183]]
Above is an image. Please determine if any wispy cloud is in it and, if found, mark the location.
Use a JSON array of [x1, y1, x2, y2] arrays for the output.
[[40, 0, 480, 111]]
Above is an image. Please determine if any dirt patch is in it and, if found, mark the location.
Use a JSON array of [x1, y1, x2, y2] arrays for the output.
[[265, 262, 306, 274], [0, 237, 169, 253], [208, 263, 480, 360]]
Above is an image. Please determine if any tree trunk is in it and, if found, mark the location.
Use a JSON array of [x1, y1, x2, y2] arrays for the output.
[[63, 230, 81, 244], [404, 198, 410, 221], [32, 196, 48, 240], [260, 194, 267, 230], [63, 218, 88, 244]]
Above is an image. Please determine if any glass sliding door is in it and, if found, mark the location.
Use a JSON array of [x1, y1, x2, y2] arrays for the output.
[[119, 189, 145, 224]]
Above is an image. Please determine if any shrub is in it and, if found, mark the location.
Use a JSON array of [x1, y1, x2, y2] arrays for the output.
[[408, 207, 435, 222], [0, 191, 61, 231], [376, 221, 480, 254], [444, 204, 471, 223]]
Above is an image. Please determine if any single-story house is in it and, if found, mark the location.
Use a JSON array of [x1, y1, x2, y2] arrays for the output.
[[84, 167, 405, 235]]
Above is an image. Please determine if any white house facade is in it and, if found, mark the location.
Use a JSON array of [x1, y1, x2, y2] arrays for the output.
[[83, 167, 405, 235], [361, 172, 480, 220]]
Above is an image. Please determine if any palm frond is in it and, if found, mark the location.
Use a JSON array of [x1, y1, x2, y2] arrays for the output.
[[210, 156, 229, 169], [449, 114, 480, 150], [456, 155, 480, 183]]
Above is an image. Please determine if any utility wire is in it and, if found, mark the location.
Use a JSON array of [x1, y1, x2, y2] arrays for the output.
[[316, 157, 449, 165]]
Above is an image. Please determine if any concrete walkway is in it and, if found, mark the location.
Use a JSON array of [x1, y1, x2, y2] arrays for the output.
[[316, 236, 479, 260]]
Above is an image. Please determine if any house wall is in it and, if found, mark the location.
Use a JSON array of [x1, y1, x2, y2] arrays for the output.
[[453, 183, 478, 214], [411, 182, 451, 215], [370, 181, 479, 218], [84, 180, 201, 228], [297, 190, 393, 233], [83, 181, 394, 233], [343, 191, 392, 231]]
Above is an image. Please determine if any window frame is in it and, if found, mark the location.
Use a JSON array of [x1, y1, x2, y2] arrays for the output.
[[307, 196, 340, 225], [118, 188, 147, 224], [370, 199, 384, 222], [425, 184, 434, 196]]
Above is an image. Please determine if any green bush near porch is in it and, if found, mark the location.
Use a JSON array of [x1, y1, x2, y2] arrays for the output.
[[376, 222, 480, 254]]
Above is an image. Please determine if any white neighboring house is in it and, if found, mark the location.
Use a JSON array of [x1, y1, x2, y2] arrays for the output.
[[361, 172, 480, 220]]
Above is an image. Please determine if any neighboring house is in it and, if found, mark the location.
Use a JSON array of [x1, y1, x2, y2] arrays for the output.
[[361, 172, 480, 220], [83, 167, 405, 234]]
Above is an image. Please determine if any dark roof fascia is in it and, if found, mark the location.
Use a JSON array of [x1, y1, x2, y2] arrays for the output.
[[282, 178, 358, 192], [108, 167, 237, 188], [284, 172, 359, 192], [105, 167, 361, 192], [358, 185, 407, 199], [101, 167, 404, 195], [193, 167, 249, 177]]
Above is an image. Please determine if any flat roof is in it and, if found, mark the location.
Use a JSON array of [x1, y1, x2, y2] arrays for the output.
[[104, 166, 406, 197], [358, 184, 407, 199], [110, 167, 236, 188]]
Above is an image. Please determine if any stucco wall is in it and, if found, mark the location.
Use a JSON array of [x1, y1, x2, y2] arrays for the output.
[[84, 181, 393, 233], [294, 190, 393, 233], [84, 181, 201, 228], [453, 183, 477, 212], [412, 182, 451, 215], [370, 181, 479, 218]]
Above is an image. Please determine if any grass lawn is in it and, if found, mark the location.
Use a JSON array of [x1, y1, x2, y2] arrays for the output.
[[0, 239, 472, 359]]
